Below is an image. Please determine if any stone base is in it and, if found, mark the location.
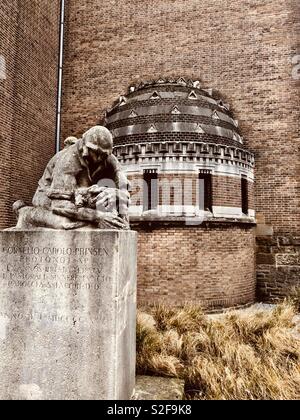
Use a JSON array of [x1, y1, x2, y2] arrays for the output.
[[133, 376, 185, 400], [256, 235, 300, 301], [0, 230, 137, 400]]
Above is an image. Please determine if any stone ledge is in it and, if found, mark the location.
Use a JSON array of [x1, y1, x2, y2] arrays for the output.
[[133, 376, 185, 400], [131, 216, 256, 229]]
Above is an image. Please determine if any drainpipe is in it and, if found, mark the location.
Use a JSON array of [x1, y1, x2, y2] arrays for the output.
[[55, 0, 65, 154]]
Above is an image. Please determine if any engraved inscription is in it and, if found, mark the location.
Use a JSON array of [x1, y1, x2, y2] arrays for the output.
[[0, 310, 109, 325], [1, 245, 110, 256], [0, 246, 111, 285], [0, 244, 112, 325]]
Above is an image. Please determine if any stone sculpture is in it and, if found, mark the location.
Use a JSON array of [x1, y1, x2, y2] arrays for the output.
[[1, 127, 136, 400], [12, 126, 130, 230]]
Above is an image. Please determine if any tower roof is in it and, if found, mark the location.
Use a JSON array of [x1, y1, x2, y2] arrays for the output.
[[105, 78, 245, 148]]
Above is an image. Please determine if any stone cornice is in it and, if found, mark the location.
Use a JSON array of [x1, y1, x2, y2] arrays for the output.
[[113, 142, 255, 169]]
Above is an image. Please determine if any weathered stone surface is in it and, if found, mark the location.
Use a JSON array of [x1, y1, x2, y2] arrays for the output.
[[257, 253, 275, 265], [0, 229, 137, 400], [256, 234, 300, 302], [276, 253, 300, 266], [133, 376, 185, 400], [11, 126, 130, 231], [255, 224, 274, 237]]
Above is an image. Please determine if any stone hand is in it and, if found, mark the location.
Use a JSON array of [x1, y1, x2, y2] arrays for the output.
[[95, 187, 118, 207], [98, 212, 129, 230], [95, 187, 130, 208], [87, 185, 103, 195], [53, 206, 129, 230]]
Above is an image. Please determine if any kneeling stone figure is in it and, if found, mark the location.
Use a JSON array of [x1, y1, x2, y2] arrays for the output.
[[12, 126, 130, 230]]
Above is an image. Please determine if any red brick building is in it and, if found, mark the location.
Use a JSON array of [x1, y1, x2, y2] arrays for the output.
[[0, 1, 299, 309], [0, 0, 60, 228], [104, 80, 256, 308]]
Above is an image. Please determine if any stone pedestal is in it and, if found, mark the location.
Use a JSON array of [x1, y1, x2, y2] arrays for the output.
[[0, 230, 137, 400]]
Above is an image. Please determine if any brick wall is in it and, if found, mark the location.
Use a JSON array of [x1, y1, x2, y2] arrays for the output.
[[212, 176, 241, 208], [257, 235, 300, 301], [135, 225, 256, 309], [248, 180, 255, 212], [158, 173, 197, 207], [60, 0, 299, 234], [60, 1, 300, 236], [61, 0, 299, 301], [128, 173, 254, 211], [0, 0, 60, 229]]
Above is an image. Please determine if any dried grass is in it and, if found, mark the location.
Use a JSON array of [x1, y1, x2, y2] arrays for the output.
[[136, 301, 300, 400]]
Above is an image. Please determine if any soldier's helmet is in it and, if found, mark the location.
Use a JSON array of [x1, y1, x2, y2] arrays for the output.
[[83, 126, 113, 153], [64, 136, 78, 147]]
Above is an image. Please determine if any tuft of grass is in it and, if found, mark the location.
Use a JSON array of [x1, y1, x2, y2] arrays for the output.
[[136, 311, 183, 377], [136, 302, 300, 400]]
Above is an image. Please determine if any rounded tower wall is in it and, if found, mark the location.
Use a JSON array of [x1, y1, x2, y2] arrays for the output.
[[106, 80, 255, 223], [105, 79, 256, 309], [60, 1, 300, 304]]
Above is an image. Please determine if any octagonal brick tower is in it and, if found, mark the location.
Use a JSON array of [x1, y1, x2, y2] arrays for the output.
[[105, 78, 256, 310]]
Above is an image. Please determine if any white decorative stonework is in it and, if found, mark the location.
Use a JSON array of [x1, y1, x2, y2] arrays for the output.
[[212, 206, 242, 218], [122, 159, 254, 180]]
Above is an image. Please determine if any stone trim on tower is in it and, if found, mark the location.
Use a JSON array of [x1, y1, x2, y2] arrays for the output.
[[104, 79, 255, 225]]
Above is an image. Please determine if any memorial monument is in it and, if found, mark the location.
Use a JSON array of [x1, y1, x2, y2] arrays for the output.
[[0, 126, 137, 400]]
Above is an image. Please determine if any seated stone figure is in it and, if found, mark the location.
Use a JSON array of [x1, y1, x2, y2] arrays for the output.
[[13, 126, 130, 230]]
